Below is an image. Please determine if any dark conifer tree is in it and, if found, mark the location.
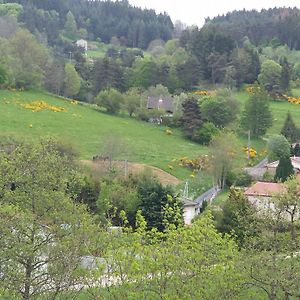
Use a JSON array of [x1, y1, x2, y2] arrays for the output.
[[180, 97, 203, 141], [281, 112, 299, 143], [274, 156, 294, 182]]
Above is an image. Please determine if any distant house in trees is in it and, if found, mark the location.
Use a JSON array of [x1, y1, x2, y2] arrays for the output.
[[76, 39, 88, 53], [244, 181, 299, 221], [265, 156, 300, 178], [244, 181, 285, 210], [147, 96, 174, 114]]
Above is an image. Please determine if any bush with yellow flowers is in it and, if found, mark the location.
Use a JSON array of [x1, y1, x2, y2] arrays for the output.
[[246, 86, 261, 94], [177, 155, 210, 172], [165, 128, 173, 135], [284, 95, 300, 104], [194, 90, 209, 96], [242, 146, 257, 159], [20, 101, 67, 113]]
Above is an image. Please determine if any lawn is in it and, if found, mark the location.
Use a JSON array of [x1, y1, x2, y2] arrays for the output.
[[1, 88, 298, 187], [0, 90, 205, 180], [234, 89, 300, 135]]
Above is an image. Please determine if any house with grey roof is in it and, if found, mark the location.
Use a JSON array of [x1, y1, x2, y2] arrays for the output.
[[146, 96, 174, 114]]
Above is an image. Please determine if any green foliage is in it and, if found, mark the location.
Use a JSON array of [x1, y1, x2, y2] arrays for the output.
[[209, 132, 238, 189], [88, 213, 241, 299], [0, 64, 7, 85], [281, 111, 299, 143], [268, 134, 291, 162], [280, 56, 291, 92], [195, 121, 219, 145], [240, 86, 273, 137], [64, 63, 81, 97], [293, 143, 300, 156], [9, 28, 48, 89], [63, 11, 78, 40], [97, 179, 140, 227], [215, 187, 260, 247], [180, 97, 203, 141], [231, 44, 260, 87], [137, 175, 178, 231], [0, 138, 97, 299], [123, 88, 141, 116], [258, 59, 282, 97], [227, 170, 253, 187], [241, 177, 300, 299], [0, 3, 22, 17], [200, 91, 239, 127], [274, 156, 294, 182], [95, 88, 123, 114]]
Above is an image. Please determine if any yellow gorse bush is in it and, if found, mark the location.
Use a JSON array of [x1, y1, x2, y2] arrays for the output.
[[242, 146, 257, 158], [284, 95, 300, 105], [20, 101, 67, 113], [194, 90, 209, 96], [246, 86, 261, 94]]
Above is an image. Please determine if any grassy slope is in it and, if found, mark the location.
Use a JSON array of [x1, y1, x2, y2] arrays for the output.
[[235, 90, 300, 134], [0, 90, 205, 180], [1, 88, 299, 185]]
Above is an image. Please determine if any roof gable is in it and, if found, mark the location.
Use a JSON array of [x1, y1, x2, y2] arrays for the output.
[[147, 96, 173, 113]]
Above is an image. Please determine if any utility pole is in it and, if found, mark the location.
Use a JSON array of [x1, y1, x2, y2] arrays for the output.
[[247, 129, 251, 160], [69, 51, 72, 63], [183, 180, 189, 198]]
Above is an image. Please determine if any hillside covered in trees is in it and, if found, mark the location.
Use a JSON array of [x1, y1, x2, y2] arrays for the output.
[[2, 0, 173, 48], [206, 7, 300, 49]]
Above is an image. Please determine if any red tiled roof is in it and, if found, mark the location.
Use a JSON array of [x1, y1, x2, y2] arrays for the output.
[[244, 181, 285, 197]]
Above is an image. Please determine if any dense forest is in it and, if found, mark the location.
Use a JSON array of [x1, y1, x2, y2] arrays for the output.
[[206, 7, 300, 49], [3, 0, 173, 48]]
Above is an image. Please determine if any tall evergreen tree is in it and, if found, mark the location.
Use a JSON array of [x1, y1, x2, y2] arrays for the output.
[[63, 11, 77, 40], [281, 112, 299, 143], [180, 97, 203, 141], [240, 85, 272, 137], [274, 156, 294, 182], [280, 57, 291, 92]]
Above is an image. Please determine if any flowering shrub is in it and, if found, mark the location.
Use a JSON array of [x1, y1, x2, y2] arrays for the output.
[[178, 155, 210, 172], [242, 146, 257, 159], [20, 101, 67, 112], [165, 128, 173, 135], [194, 90, 209, 96], [70, 100, 78, 105], [284, 95, 300, 104], [246, 86, 261, 94]]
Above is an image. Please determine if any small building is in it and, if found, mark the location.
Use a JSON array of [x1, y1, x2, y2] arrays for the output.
[[181, 197, 198, 225], [146, 96, 174, 114], [244, 181, 285, 213], [76, 39, 88, 52]]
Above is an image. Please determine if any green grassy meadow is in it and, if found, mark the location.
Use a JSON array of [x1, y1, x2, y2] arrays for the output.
[[235, 89, 300, 134], [0, 90, 205, 180], [1, 88, 300, 184]]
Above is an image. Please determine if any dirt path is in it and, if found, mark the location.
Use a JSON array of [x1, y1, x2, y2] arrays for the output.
[[81, 160, 181, 186]]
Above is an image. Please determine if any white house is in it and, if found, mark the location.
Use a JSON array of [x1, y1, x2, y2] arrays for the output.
[[76, 39, 88, 53], [181, 197, 198, 225]]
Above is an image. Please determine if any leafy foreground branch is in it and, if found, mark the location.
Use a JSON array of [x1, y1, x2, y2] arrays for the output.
[[0, 138, 299, 299]]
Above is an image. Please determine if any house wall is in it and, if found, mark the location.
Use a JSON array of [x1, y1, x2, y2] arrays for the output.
[[247, 195, 299, 221], [183, 206, 196, 225]]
